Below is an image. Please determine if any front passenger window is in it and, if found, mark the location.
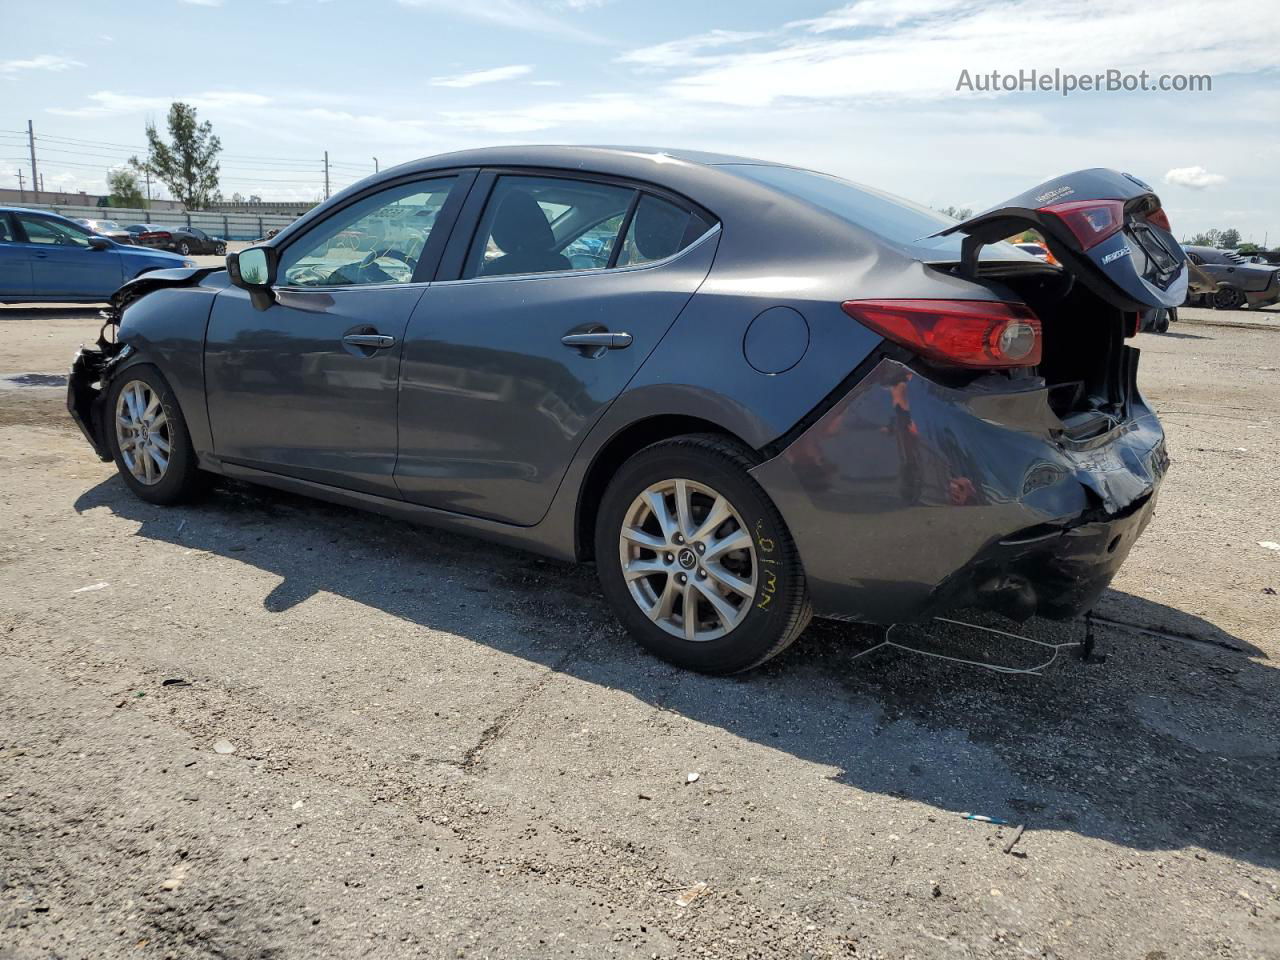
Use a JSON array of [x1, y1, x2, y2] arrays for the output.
[[18, 215, 91, 248], [277, 177, 457, 287]]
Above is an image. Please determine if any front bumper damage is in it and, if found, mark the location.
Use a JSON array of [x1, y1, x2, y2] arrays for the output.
[[750, 357, 1167, 624], [66, 320, 127, 462]]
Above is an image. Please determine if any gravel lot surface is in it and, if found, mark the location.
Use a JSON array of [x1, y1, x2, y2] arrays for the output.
[[1, 304, 1277, 959]]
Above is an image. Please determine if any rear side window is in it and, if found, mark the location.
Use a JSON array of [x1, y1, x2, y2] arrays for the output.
[[615, 195, 710, 267], [0, 215, 14, 243], [464, 175, 634, 279]]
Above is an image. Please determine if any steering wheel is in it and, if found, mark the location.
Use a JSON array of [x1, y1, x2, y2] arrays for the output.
[[359, 247, 416, 270]]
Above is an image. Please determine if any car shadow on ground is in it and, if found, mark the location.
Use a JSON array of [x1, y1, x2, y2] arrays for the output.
[[75, 475, 1280, 871]]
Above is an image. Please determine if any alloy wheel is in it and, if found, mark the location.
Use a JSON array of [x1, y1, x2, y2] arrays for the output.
[[1213, 286, 1244, 310], [115, 380, 171, 485], [617, 478, 757, 642]]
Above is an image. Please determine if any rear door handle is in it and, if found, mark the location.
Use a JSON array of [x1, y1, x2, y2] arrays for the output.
[[343, 334, 396, 349], [561, 331, 633, 350]]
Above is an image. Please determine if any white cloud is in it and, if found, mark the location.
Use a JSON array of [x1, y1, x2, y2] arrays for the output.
[[49, 90, 272, 117], [791, 0, 970, 32], [1163, 166, 1227, 189], [0, 54, 85, 74], [622, 0, 1280, 107], [396, 0, 604, 42], [431, 64, 534, 88], [619, 30, 768, 69]]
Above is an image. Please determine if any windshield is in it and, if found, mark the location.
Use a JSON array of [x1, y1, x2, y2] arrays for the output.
[[721, 163, 1035, 264]]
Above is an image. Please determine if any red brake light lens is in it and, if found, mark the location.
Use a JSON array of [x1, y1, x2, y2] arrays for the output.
[[1145, 207, 1171, 231], [841, 299, 1042, 369], [1037, 198, 1125, 251]]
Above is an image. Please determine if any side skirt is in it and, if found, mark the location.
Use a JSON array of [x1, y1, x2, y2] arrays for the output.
[[217, 461, 578, 563]]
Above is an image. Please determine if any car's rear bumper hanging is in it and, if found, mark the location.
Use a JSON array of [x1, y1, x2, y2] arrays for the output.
[[750, 357, 1167, 623]]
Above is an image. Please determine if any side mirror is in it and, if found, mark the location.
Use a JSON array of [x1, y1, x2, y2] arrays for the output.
[[88, 236, 112, 250], [227, 246, 277, 289]]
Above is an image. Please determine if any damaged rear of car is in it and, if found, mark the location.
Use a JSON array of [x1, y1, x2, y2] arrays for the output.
[[746, 167, 1182, 625]]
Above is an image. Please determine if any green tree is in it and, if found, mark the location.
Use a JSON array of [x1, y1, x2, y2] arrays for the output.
[[1218, 227, 1241, 249], [106, 168, 145, 208], [131, 102, 221, 209], [937, 205, 974, 220], [1189, 229, 1221, 247], [1238, 242, 1261, 254]]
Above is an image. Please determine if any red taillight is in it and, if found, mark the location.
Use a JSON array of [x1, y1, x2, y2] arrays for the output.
[[1145, 207, 1171, 231], [1037, 198, 1125, 251], [841, 299, 1042, 369]]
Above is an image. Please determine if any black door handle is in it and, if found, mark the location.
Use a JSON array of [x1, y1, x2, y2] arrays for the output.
[[343, 333, 396, 349], [561, 331, 633, 350]]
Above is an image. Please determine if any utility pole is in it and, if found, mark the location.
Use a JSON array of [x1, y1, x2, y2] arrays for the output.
[[373, 156, 379, 173], [39, 173, 44, 193], [144, 167, 152, 209], [17, 170, 25, 201], [323, 151, 330, 200], [27, 120, 39, 204]]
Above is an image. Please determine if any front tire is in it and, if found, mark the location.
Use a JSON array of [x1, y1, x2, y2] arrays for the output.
[[178, 241, 191, 256], [594, 434, 811, 674], [105, 364, 205, 505]]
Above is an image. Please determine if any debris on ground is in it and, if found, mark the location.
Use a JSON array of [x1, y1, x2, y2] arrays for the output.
[[686, 772, 699, 784], [674, 882, 709, 907], [212, 739, 236, 755], [1260, 541, 1280, 552], [961, 813, 1008, 824], [161, 678, 190, 687], [1003, 824, 1027, 855], [72, 582, 108, 594]]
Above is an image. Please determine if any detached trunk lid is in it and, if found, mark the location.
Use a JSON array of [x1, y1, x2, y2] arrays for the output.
[[933, 168, 1188, 311]]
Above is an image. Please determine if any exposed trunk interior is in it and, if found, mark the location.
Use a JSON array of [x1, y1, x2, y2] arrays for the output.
[[978, 265, 1132, 440]]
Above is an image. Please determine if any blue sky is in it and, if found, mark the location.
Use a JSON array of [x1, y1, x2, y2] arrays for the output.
[[4, 0, 1278, 242]]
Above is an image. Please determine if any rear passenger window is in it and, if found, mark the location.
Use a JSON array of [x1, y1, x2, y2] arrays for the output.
[[0, 216, 13, 243], [615, 195, 709, 267], [464, 175, 634, 279]]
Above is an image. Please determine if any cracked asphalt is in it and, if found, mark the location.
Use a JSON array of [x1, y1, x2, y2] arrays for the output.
[[1, 306, 1277, 959]]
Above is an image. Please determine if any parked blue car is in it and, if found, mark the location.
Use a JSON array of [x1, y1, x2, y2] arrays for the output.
[[0, 207, 193, 304]]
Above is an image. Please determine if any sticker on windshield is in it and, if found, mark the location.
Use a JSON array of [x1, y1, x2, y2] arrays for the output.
[[1101, 245, 1132, 264]]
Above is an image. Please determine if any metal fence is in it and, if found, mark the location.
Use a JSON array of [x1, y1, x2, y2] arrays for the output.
[[19, 203, 298, 242]]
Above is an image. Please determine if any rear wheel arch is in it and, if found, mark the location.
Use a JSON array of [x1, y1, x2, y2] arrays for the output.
[[576, 414, 753, 561]]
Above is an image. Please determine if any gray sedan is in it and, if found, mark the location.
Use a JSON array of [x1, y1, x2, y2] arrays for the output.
[[67, 147, 1185, 673]]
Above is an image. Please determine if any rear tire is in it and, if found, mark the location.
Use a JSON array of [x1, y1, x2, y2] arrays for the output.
[[178, 241, 191, 256], [1213, 285, 1245, 310], [594, 434, 811, 674], [105, 364, 206, 505]]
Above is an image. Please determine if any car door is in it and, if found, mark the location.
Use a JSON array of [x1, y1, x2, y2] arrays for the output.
[[0, 213, 32, 300], [13, 212, 123, 300], [204, 172, 470, 497], [395, 171, 719, 525]]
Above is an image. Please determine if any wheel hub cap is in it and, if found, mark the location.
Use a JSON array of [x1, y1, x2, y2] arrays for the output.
[[114, 380, 171, 487], [618, 478, 758, 643]]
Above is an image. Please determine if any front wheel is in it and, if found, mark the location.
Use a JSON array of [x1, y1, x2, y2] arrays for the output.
[[105, 364, 206, 505], [215, 243, 226, 256], [178, 241, 191, 256], [594, 434, 811, 674]]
